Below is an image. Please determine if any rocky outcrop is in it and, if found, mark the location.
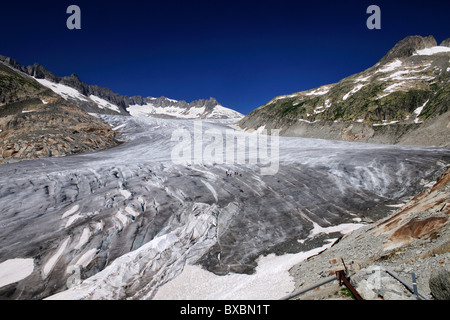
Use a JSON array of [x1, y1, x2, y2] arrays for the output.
[[26, 63, 59, 82], [289, 166, 450, 300], [0, 103, 119, 163], [0, 60, 120, 164]]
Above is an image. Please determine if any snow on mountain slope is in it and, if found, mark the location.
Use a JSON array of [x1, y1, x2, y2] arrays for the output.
[[127, 100, 243, 120], [36, 76, 243, 120], [35, 77, 122, 115], [414, 46, 450, 55], [35, 78, 89, 102], [88, 95, 121, 113], [127, 103, 203, 118], [208, 104, 244, 119]]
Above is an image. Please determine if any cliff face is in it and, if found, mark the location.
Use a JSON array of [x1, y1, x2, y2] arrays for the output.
[[238, 35, 450, 147]]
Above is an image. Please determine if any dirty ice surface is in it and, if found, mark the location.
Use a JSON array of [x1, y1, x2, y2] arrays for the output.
[[0, 115, 449, 300]]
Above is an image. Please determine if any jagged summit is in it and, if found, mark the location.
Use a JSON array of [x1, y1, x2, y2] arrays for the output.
[[379, 35, 437, 63]]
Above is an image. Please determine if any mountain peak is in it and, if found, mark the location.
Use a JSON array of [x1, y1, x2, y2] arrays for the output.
[[440, 38, 450, 47], [379, 35, 437, 63], [238, 34, 449, 147]]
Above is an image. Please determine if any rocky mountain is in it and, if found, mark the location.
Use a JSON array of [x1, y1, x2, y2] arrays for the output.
[[0, 62, 120, 164], [238, 35, 450, 147], [0, 55, 243, 120]]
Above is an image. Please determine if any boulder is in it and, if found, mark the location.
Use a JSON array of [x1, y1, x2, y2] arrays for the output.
[[354, 266, 412, 300], [429, 266, 450, 300]]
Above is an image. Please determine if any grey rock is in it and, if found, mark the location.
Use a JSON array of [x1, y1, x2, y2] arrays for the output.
[[354, 266, 413, 300], [440, 38, 450, 47], [429, 266, 450, 300], [26, 63, 58, 82]]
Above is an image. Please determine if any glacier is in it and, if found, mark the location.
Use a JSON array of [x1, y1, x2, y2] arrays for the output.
[[0, 115, 449, 300]]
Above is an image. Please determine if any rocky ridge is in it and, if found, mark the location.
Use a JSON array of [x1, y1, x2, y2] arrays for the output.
[[0, 55, 243, 119], [238, 35, 450, 147], [288, 166, 450, 300]]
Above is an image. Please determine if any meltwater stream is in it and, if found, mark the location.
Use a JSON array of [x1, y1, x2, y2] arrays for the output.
[[0, 115, 448, 299]]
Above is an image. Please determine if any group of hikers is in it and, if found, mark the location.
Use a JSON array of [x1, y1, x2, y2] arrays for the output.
[[226, 170, 242, 177]]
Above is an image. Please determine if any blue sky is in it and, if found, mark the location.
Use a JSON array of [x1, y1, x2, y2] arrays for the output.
[[1, 0, 450, 115]]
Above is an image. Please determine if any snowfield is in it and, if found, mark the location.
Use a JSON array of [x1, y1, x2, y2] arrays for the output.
[[35, 78, 89, 102], [127, 102, 243, 119], [0, 115, 449, 300], [414, 46, 450, 56]]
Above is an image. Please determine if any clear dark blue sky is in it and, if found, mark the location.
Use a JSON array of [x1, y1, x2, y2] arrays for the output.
[[1, 0, 449, 115]]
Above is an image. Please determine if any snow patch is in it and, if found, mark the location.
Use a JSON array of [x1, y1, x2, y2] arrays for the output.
[[377, 82, 409, 99], [209, 105, 244, 119], [74, 249, 98, 269], [35, 79, 88, 102], [377, 60, 402, 73], [154, 242, 335, 300], [65, 213, 84, 228], [115, 209, 130, 228], [373, 120, 400, 127], [298, 119, 320, 124], [75, 228, 91, 250], [112, 123, 126, 131], [343, 84, 366, 101], [128, 103, 242, 120], [304, 86, 331, 96], [127, 103, 199, 119], [43, 237, 71, 278], [0, 259, 34, 288], [413, 99, 429, 124], [309, 222, 364, 238], [89, 95, 121, 113], [414, 46, 450, 56], [62, 205, 80, 219], [354, 75, 371, 82]]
